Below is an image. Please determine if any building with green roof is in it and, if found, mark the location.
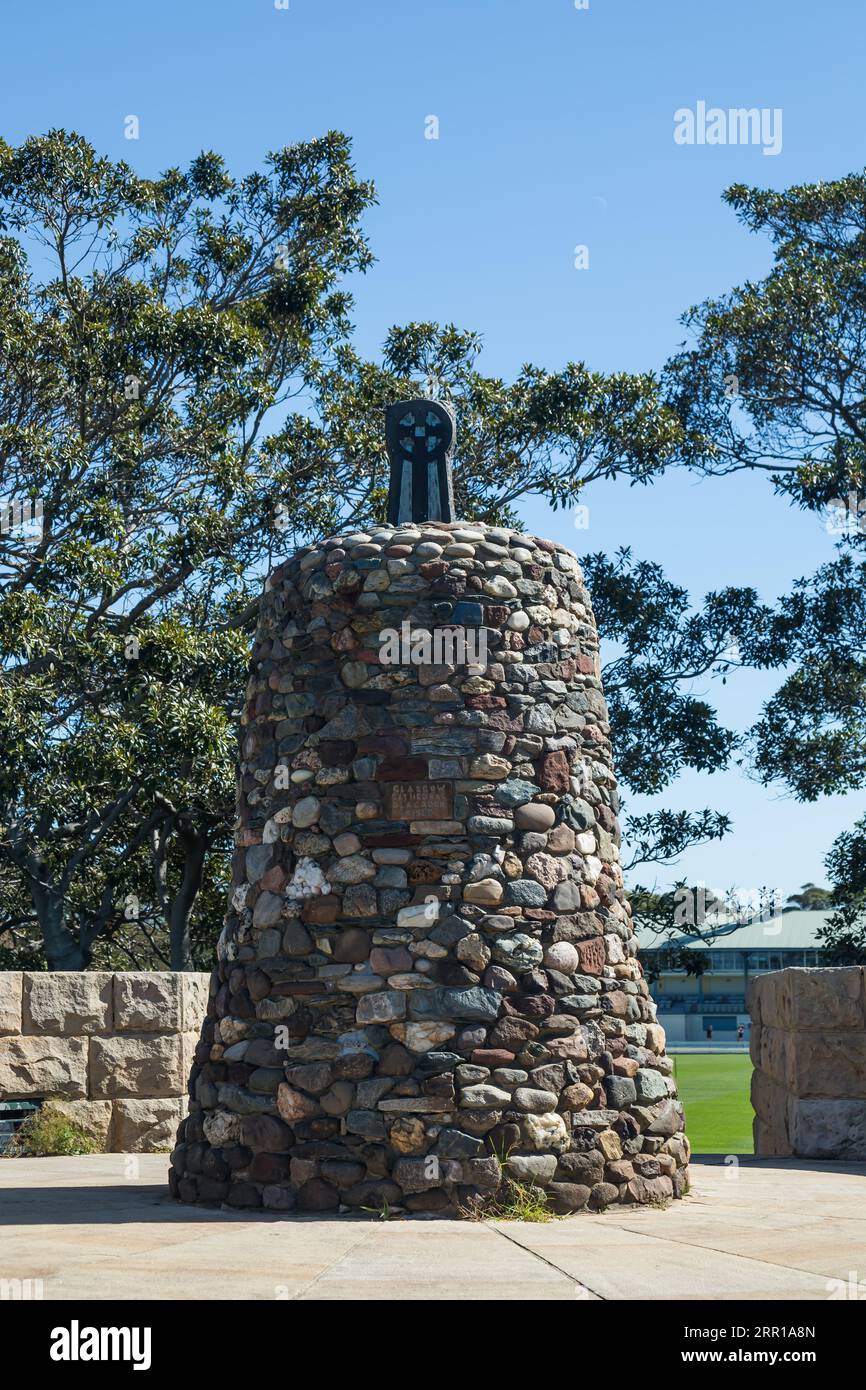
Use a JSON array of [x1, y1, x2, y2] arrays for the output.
[[637, 910, 829, 1044]]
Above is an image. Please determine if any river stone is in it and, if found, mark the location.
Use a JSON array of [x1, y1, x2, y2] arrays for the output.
[[544, 941, 580, 974], [246, 844, 273, 883], [276, 1084, 322, 1124], [505, 1153, 557, 1185], [407, 987, 499, 1024], [491, 934, 544, 970], [547, 1182, 591, 1213], [514, 802, 556, 831], [513, 1087, 558, 1113], [526, 852, 568, 889], [459, 1085, 513, 1108], [463, 878, 504, 906], [436, 1129, 484, 1159], [504, 879, 547, 908], [328, 854, 376, 885], [635, 1068, 670, 1103], [392, 1022, 457, 1052], [522, 1112, 569, 1151], [292, 796, 321, 829], [496, 779, 541, 807]]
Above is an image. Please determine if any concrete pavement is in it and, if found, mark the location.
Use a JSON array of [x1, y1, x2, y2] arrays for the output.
[[1, 1154, 865, 1300]]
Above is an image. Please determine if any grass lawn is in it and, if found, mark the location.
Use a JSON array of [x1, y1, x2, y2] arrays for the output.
[[670, 1053, 754, 1155]]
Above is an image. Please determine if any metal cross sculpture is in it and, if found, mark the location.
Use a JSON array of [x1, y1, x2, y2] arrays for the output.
[[385, 398, 456, 525]]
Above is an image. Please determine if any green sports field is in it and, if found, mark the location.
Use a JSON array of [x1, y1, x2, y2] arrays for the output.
[[671, 1053, 754, 1154]]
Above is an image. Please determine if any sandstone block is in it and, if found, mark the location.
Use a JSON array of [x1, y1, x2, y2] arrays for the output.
[[785, 967, 865, 1032], [748, 969, 788, 1029], [113, 972, 183, 1033], [788, 1097, 866, 1160], [750, 1077, 791, 1157], [0, 1035, 88, 1097], [750, 965, 865, 1032], [112, 1098, 185, 1152], [758, 1024, 790, 1090], [0, 972, 22, 1034], [89, 1033, 184, 1099], [745, 974, 763, 1027], [786, 1032, 866, 1100], [41, 1099, 112, 1148], [182, 973, 211, 1030], [23, 971, 112, 1035]]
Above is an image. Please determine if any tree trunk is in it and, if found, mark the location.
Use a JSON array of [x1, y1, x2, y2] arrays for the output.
[[169, 830, 207, 971], [31, 871, 84, 970]]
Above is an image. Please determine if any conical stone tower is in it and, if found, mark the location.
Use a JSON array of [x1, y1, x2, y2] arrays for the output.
[[170, 402, 690, 1214]]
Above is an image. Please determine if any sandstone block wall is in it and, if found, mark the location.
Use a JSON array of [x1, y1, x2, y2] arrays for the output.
[[0, 971, 210, 1151], [748, 966, 866, 1159]]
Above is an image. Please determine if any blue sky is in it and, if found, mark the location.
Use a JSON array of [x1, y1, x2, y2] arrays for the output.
[[2, 0, 864, 901]]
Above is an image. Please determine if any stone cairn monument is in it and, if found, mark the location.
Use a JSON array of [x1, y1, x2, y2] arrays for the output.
[[170, 400, 690, 1214]]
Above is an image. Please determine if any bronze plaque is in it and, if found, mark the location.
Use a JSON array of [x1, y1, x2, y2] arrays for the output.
[[384, 781, 453, 822], [575, 937, 605, 976]]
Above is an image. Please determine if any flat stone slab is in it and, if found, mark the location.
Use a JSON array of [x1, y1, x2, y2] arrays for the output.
[[1, 1155, 864, 1300]]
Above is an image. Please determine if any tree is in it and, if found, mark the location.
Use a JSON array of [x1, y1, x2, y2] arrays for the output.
[[820, 820, 866, 962], [629, 883, 725, 963], [664, 176, 866, 784], [0, 128, 376, 968], [580, 547, 772, 868], [297, 320, 687, 524], [783, 882, 833, 912], [664, 171, 866, 956], [665, 172, 866, 505]]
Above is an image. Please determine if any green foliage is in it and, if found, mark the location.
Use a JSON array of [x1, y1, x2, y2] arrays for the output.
[[664, 175, 866, 806], [581, 546, 759, 871], [784, 882, 834, 912], [307, 321, 683, 527], [7, 1105, 100, 1157], [459, 1136, 557, 1221], [819, 818, 866, 962], [485, 1180, 557, 1223], [0, 128, 376, 968], [583, 546, 765, 791], [663, 170, 866, 936], [9, 139, 862, 973], [629, 884, 731, 981], [458, 1178, 557, 1223], [665, 171, 866, 504]]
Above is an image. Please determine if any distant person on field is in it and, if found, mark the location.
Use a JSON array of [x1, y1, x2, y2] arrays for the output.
[[737, 1024, 744, 1042], [706, 1024, 713, 1041]]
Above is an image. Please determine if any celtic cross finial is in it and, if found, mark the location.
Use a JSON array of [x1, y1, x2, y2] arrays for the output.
[[385, 398, 456, 525]]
